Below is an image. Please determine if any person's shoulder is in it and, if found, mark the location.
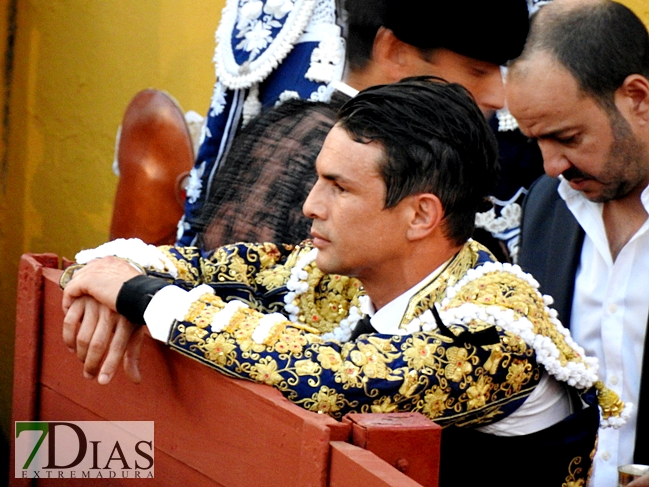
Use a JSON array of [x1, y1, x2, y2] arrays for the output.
[[526, 175, 561, 202], [521, 175, 564, 226], [445, 261, 546, 314]]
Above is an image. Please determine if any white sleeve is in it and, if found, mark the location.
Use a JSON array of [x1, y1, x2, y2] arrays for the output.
[[476, 372, 573, 436], [143, 284, 216, 342]]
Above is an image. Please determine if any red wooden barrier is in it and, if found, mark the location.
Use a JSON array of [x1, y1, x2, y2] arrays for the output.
[[344, 413, 441, 487], [10, 254, 440, 486], [329, 442, 424, 487]]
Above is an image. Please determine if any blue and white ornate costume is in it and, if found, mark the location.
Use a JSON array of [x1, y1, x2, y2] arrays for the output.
[[177, 0, 345, 245]]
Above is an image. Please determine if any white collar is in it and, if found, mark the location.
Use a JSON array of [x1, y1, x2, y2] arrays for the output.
[[331, 80, 359, 98], [362, 259, 450, 335], [558, 175, 649, 212], [558, 176, 649, 263]]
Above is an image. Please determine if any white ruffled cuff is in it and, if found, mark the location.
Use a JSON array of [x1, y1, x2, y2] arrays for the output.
[[75, 238, 178, 278], [144, 284, 215, 341]]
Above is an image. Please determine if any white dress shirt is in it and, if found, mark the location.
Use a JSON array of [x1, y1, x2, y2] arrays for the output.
[[559, 178, 649, 487]]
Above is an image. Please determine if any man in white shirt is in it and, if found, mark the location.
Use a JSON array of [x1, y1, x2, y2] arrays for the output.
[[62, 77, 616, 486], [507, 0, 649, 485]]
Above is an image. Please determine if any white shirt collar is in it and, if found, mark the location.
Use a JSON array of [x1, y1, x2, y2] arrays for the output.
[[558, 176, 649, 264], [558, 175, 649, 212], [331, 80, 359, 98], [362, 259, 451, 335]]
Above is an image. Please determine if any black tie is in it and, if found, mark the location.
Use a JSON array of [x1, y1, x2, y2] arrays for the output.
[[349, 315, 376, 341], [431, 305, 500, 347]]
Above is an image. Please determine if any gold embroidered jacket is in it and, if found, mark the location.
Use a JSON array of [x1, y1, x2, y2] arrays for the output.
[[135, 239, 594, 429], [67, 237, 608, 486]]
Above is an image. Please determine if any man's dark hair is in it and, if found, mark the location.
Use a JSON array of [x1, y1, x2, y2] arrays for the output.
[[343, 0, 530, 70], [518, 0, 649, 111], [337, 76, 499, 245]]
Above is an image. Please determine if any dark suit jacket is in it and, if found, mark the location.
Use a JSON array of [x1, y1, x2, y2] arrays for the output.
[[518, 175, 648, 463]]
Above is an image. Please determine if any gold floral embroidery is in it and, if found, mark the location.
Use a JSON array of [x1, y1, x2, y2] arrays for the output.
[[291, 260, 364, 334], [164, 241, 573, 431], [483, 347, 504, 374], [182, 292, 226, 329], [595, 380, 625, 420], [257, 243, 284, 267], [317, 346, 343, 371], [184, 326, 209, 342], [225, 254, 251, 283], [404, 337, 438, 370], [255, 267, 291, 290], [161, 246, 201, 282], [204, 335, 237, 365], [446, 269, 581, 367], [466, 376, 491, 410], [444, 347, 474, 382], [275, 328, 308, 355], [422, 386, 450, 419], [250, 358, 283, 385], [294, 360, 321, 376], [309, 386, 345, 415], [506, 360, 533, 393], [337, 361, 362, 387], [237, 336, 266, 354], [371, 396, 399, 413], [399, 370, 420, 397], [351, 342, 396, 380], [226, 308, 261, 336]]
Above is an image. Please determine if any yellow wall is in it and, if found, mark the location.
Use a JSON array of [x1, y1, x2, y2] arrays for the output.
[[619, 0, 649, 22], [1, 0, 222, 446]]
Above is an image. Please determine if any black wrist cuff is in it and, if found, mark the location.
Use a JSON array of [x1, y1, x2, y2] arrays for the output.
[[116, 275, 171, 325]]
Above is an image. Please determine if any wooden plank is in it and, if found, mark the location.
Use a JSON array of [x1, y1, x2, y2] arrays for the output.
[[11, 253, 60, 487], [328, 442, 424, 487], [344, 413, 441, 487], [38, 267, 350, 487], [36, 386, 224, 486], [12, 254, 58, 421]]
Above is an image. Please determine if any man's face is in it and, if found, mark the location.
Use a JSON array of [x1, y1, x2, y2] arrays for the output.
[[413, 48, 505, 117], [507, 54, 649, 203], [302, 125, 412, 282]]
